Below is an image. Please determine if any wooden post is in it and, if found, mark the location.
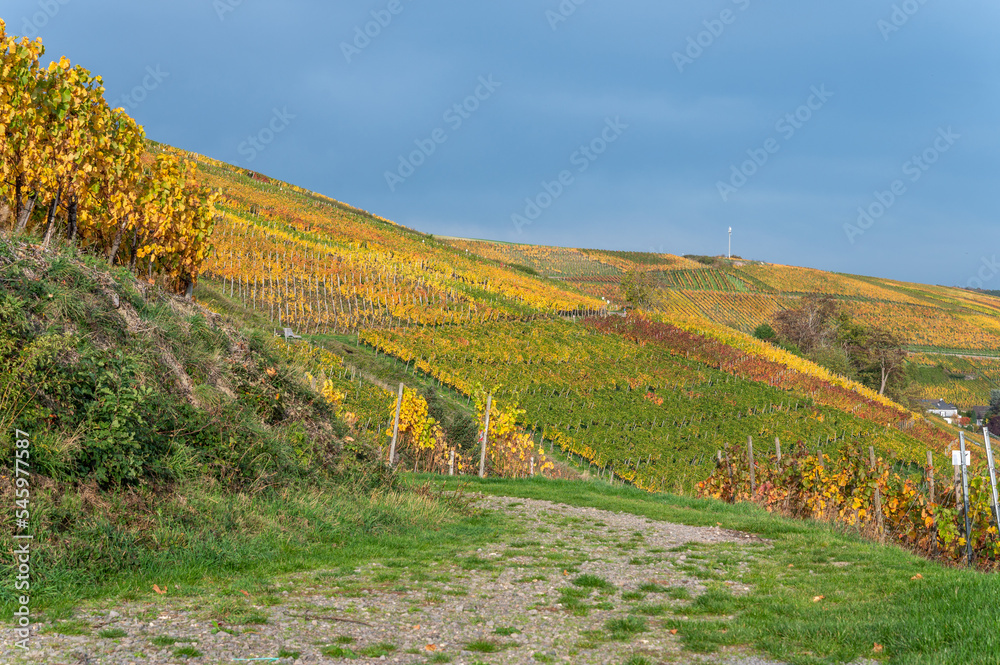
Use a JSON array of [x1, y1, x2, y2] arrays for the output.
[[449, 449, 455, 477], [388, 382, 404, 466], [983, 428, 1000, 529], [479, 395, 492, 478], [724, 452, 734, 501], [775, 437, 781, 463], [927, 450, 937, 556], [530, 457, 535, 477], [959, 433, 974, 566], [869, 446, 885, 544], [747, 436, 756, 495]]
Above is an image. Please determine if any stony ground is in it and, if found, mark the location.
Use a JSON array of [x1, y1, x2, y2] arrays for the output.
[[3, 495, 790, 665]]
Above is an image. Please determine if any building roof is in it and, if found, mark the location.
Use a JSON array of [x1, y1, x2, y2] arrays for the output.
[[920, 398, 958, 411]]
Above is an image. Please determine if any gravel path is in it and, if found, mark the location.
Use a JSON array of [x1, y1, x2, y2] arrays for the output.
[[3, 495, 789, 665]]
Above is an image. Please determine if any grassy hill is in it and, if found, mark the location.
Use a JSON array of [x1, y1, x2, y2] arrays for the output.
[[134, 147, 994, 493]]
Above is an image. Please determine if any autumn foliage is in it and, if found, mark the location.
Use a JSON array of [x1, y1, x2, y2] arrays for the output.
[[699, 442, 1000, 565], [0, 22, 219, 292]]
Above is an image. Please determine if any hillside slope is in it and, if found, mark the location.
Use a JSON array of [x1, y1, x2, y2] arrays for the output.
[[447, 238, 1000, 353], [165, 148, 980, 491]]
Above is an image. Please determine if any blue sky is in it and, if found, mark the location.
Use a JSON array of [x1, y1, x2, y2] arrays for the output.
[[9, 0, 999, 287]]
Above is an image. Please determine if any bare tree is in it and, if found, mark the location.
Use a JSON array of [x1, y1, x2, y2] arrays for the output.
[[772, 296, 839, 352], [851, 327, 907, 396]]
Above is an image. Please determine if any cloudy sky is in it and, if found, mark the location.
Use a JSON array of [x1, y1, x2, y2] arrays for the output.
[[9, 0, 999, 286]]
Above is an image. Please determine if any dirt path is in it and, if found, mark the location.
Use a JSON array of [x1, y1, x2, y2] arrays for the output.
[[4, 496, 789, 665]]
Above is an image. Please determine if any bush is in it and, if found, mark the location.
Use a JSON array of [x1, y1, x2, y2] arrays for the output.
[[753, 323, 776, 342]]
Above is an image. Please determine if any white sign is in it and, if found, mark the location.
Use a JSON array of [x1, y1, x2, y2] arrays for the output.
[[952, 450, 971, 467]]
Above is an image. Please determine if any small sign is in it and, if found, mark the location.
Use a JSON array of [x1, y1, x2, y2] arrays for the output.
[[952, 450, 971, 466]]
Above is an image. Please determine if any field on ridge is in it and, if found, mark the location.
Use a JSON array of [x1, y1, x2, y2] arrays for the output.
[[446, 238, 1000, 353]]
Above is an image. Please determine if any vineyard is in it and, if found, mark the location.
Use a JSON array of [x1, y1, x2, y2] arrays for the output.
[[910, 353, 1000, 409], [0, 25, 220, 293], [655, 268, 749, 292], [9, 14, 986, 495], [699, 437, 1000, 566], [359, 318, 956, 492], [192, 162, 605, 332], [151, 146, 999, 492], [443, 238, 702, 279]]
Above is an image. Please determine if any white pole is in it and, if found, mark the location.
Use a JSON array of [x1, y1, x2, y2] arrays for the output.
[[959, 432, 973, 566], [479, 395, 492, 478], [388, 382, 404, 465], [728, 227, 732, 259], [984, 428, 1000, 527]]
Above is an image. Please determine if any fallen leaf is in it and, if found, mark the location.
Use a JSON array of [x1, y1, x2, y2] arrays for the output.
[[153, 585, 166, 595], [413, 624, 421, 630], [873, 643, 884, 653], [812, 595, 824, 602], [788, 564, 794, 568], [240, 590, 250, 598], [911, 574, 923, 580], [669, 629, 678, 635], [563, 570, 569, 576], [425, 644, 436, 651]]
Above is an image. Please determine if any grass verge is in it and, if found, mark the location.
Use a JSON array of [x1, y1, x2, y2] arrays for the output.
[[412, 475, 1000, 665]]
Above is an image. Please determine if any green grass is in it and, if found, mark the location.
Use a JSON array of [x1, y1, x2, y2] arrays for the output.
[[173, 646, 203, 658], [494, 626, 522, 636], [465, 639, 505, 653], [410, 474, 1000, 665], [1, 481, 507, 620], [358, 642, 397, 657], [321, 645, 358, 658], [572, 574, 615, 591], [98, 627, 128, 639], [605, 616, 648, 641], [42, 620, 90, 636], [623, 657, 653, 665], [278, 648, 301, 658]]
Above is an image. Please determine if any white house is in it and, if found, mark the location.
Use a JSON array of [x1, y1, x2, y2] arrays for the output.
[[921, 399, 959, 424]]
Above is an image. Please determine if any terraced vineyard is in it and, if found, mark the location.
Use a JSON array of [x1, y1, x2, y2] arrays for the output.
[[910, 353, 1000, 409], [166, 148, 991, 492], [361, 319, 951, 491], [446, 240, 1000, 354], [188, 154, 604, 332]]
